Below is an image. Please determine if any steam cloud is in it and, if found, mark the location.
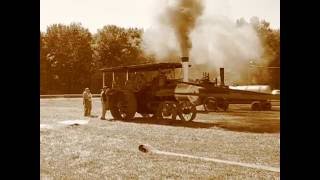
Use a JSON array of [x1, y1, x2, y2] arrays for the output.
[[142, 0, 263, 83]]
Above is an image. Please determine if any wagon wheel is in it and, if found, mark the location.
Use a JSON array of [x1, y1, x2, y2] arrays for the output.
[[261, 101, 272, 111], [217, 99, 229, 112], [155, 102, 179, 120], [203, 97, 217, 112], [251, 101, 261, 111], [177, 100, 197, 121], [109, 91, 137, 120]]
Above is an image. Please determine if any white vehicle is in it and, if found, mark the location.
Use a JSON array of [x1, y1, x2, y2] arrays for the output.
[[229, 85, 272, 94]]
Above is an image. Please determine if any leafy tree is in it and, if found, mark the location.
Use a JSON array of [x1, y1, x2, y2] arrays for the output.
[[93, 25, 148, 67], [43, 23, 93, 93], [255, 20, 280, 89]]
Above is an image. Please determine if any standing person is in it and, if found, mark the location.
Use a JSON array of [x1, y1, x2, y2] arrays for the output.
[[83, 88, 92, 117], [100, 86, 110, 120]]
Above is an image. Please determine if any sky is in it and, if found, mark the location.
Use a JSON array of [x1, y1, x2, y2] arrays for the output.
[[40, 0, 280, 33]]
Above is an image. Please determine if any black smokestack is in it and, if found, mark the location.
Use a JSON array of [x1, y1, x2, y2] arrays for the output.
[[220, 68, 224, 86]]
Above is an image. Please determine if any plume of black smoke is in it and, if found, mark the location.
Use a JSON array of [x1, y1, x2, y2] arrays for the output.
[[160, 0, 204, 57]]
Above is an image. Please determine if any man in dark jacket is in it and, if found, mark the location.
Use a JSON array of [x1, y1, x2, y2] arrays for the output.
[[83, 88, 92, 116], [100, 86, 110, 120]]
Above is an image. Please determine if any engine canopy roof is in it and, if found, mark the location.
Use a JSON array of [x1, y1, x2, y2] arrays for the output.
[[100, 63, 190, 73]]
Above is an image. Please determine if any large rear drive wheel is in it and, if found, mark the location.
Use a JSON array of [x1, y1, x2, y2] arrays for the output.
[[110, 91, 137, 120]]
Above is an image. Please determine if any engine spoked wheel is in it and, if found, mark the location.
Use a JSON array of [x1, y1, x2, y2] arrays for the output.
[[155, 102, 178, 120], [177, 100, 197, 121]]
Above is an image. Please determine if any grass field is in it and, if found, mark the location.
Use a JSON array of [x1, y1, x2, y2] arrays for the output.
[[40, 98, 280, 179]]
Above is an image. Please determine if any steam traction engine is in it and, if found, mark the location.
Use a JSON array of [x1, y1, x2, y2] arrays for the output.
[[100, 62, 198, 121], [100, 60, 280, 121]]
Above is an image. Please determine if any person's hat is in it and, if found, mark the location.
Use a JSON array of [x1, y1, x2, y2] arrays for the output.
[[85, 88, 89, 90]]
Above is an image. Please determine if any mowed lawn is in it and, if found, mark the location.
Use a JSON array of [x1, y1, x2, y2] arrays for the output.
[[40, 98, 280, 179]]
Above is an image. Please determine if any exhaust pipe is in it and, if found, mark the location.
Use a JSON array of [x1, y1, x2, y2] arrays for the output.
[[220, 68, 224, 86], [181, 57, 189, 82]]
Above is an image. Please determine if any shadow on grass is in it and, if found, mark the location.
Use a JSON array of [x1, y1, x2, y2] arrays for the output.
[[235, 109, 280, 112], [211, 119, 279, 133], [111, 117, 279, 134], [197, 109, 280, 114]]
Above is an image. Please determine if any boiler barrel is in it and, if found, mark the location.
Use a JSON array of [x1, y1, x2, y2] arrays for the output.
[[174, 83, 201, 104]]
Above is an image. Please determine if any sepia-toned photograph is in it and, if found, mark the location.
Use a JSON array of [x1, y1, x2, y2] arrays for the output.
[[40, 0, 280, 179]]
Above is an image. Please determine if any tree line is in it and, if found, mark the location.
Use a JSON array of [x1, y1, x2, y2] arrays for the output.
[[40, 24, 153, 94], [40, 20, 280, 94]]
